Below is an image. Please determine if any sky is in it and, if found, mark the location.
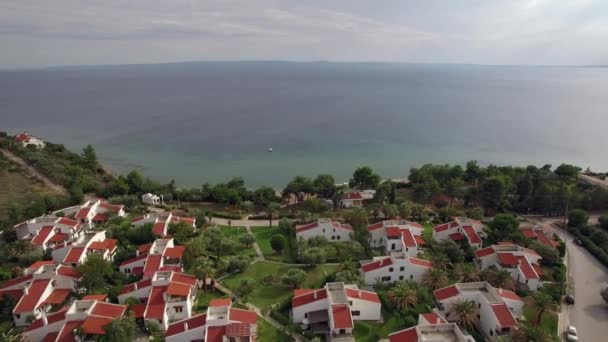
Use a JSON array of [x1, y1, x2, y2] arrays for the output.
[[0, 0, 607, 68]]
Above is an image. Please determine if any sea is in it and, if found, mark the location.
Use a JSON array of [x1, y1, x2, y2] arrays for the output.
[[1, 62, 608, 188]]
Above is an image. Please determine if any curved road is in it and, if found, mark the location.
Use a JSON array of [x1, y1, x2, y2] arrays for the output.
[[534, 219, 608, 341]]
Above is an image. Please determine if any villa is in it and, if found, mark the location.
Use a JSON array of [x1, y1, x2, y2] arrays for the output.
[[15, 132, 45, 149], [23, 297, 128, 341], [74, 199, 126, 226], [296, 219, 353, 242], [360, 256, 433, 285], [339, 190, 375, 208], [132, 212, 196, 238], [292, 282, 381, 340], [142, 192, 164, 206], [119, 238, 185, 278], [434, 282, 523, 339], [433, 217, 484, 249], [474, 243, 544, 291], [165, 299, 257, 342], [520, 224, 559, 249], [388, 312, 475, 342], [14, 216, 83, 252], [51, 230, 117, 266], [367, 219, 425, 257]]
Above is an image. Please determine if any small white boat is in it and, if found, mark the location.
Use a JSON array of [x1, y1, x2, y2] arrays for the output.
[[267, 147, 273, 152]]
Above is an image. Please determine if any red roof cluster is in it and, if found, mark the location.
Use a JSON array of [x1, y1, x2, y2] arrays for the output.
[[345, 288, 381, 303]]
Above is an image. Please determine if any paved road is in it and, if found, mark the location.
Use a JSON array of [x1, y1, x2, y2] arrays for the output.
[[534, 219, 608, 341]]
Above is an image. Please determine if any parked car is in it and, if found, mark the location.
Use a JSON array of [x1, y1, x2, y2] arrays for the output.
[[565, 294, 575, 305], [575, 239, 583, 246], [567, 325, 578, 341]]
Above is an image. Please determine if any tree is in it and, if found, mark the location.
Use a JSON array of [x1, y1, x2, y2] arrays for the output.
[[0, 294, 16, 323], [313, 174, 336, 198], [239, 233, 256, 248], [270, 234, 286, 253], [383, 204, 398, 219], [77, 253, 114, 293], [465, 161, 484, 183], [345, 207, 369, 231], [453, 263, 480, 283], [445, 178, 464, 207], [168, 222, 194, 245], [449, 299, 478, 332], [601, 287, 608, 304], [101, 315, 135, 342], [529, 241, 560, 267], [526, 292, 557, 326], [301, 247, 327, 266], [82, 145, 99, 171], [422, 268, 448, 291], [266, 202, 280, 227], [568, 209, 588, 229], [554, 164, 580, 183], [349, 166, 381, 189], [283, 176, 314, 202], [281, 268, 306, 289], [335, 259, 362, 284], [278, 218, 294, 236], [487, 213, 519, 244], [237, 279, 256, 297], [512, 320, 557, 342], [466, 207, 484, 220], [599, 215, 608, 231], [483, 268, 515, 291], [480, 176, 508, 210], [191, 257, 215, 293], [398, 202, 411, 220], [253, 186, 278, 207], [387, 282, 418, 312]]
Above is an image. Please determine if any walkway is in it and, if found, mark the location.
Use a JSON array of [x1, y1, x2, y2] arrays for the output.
[[246, 225, 265, 261], [209, 217, 273, 227], [1, 148, 68, 195]]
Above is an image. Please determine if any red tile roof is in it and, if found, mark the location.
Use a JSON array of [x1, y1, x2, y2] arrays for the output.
[[401, 229, 417, 247], [75, 207, 91, 220], [295, 222, 318, 234], [144, 286, 167, 319], [14, 279, 51, 313], [491, 303, 518, 328], [523, 248, 540, 257], [92, 213, 107, 222], [57, 218, 79, 227], [32, 226, 54, 246], [209, 298, 232, 307], [206, 325, 227, 342], [389, 327, 418, 342], [229, 308, 258, 324], [27, 260, 55, 270], [48, 232, 70, 243], [331, 304, 353, 329], [292, 288, 327, 308], [143, 254, 163, 276], [166, 314, 207, 337], [414, 235, 425, 245], [343, 192, 362, 200], [409, 258, 433, 268], [448, 232, 464, 241], [99, 202, 124, 212], [83, 294, 108, 301], [57, 320, 83, 340], [153, 222, 167, 236], [520, 228, 538, 238], [57, 266, 81, 278], [15, 132, 32, 142], [532, 264, 544, 277], [0, 288, 24, 303], [82, 316, 113, 335], [63, 247, 85, 264], [345, 288, 381, 303], [42, 332, 59, 342], [226, 322, 253, 337], [536, 232, 558, 248], [497, 289, 522, 302], [421, 312, 446, 325], [434, 223, 451, 233], [518, 257, 539, 279], [39, 288, 71, 307], [120, 278, 152, 295], [138, 243, 152, 255], [26, 307, 68, 332], [386, 227, 402, 238], [0, 274, 33, 289], [166, 282, 191, 297], [91, 302, 127, 318], [131, 303, 146, 318], [367, 222, 384, 231], [164, 246, 186, 259], [120, 254, 147, 266], [171, 272, 197, 286], [294, 289, 317, 297], [463, 226, 482, 244], [434, 285, 460, 301], [361, 257, 393, 273], [474, 247, 495, 258], [497, 253, 519, 267], [331, 222, 353, 231]]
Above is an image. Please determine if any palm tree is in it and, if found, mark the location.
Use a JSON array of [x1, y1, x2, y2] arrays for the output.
[[191, 256, 215, 293], [483, 268, 515, 291], [449, 299, 478, 332], [430, 254, 451, 272], [453, 263, 481, 282], [512, 320, 559, 342], [526, 292, 558, 326], [266, 202, 280, 227], [387, 282, 418, 312], [7, 240, 32, 258], [335, 259, 361, 284], [422, 267, 449, 291]]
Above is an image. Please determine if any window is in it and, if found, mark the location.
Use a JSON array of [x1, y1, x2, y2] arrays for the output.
[[391, 243, 396, 250], [389, 267, 393, 272], [382, 276, 391, 282], [174, 306, 183, 313], [333, 229, 336, 232], [339, 329, 345, 334], [490, 330, 494, 336], [337, 236, 341, 240], [400, 266, 405, 271], [352, 310, 361, 316], [349, 301, 353, 306], [331, 236, 336, 240], [304, 313, 308, 318], [478, 303, 481, 309], [409, 275, 413, 280], [477, 314, 480, 319], [323, 229, 325, 233], [399, 276, 404, 280], [406, 248, 409, 252]]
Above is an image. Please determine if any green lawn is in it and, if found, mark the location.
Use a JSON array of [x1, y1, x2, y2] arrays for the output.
[[193, 290, 226, 313], [251, 226, 281, 255], [256, 319, 294, 341], [353, 314, 412, 342], [423, 222, 434, 242], [221, 261, 339, 310], [216, 225, 257, 257], [523, 306, 558, 335]]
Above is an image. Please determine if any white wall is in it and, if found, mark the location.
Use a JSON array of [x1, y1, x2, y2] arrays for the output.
[[349, 298, 381, 321], [363, 259, 428, 285], [292, 298, 329, 323]]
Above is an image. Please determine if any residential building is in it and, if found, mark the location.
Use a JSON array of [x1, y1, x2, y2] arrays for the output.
[[388, 311, 475, 342], [520, 224, 559, 249], [23, 298, 128, 342], [14, 216, 84, 251], [132, 212, 196, 238], [474, 243, 544, 291], [292, 282, 381, 340], [142, 193, 164, 206], [51, 230, 117, 266], [434, 282, 523, 339], [360, 256, 432, 285], [339, 190, 375, 208], [119, 238, 185, 278], [165, 299, 258, 342], [296, 219, 353, 242], [433, 217, 484, 249], [15, 132, 45, 149], [74, 199, 126, 226], [367, 220, 425, 257]]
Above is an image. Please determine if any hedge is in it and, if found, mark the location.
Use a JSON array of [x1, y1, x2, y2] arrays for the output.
[[575, 232, 608, 267]]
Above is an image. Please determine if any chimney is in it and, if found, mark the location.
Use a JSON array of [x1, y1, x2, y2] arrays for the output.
[[41, 312, 48, 326], [498, 288, 503, 294], [314, 291, 317, 299]]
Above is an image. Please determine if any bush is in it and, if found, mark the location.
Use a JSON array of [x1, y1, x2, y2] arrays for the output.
[[270, 234, 286, 253], [568, 209, 589, 228]]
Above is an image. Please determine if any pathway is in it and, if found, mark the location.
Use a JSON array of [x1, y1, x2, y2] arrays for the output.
[[1, 148, 68, 195], [246, 225, 265, 261]]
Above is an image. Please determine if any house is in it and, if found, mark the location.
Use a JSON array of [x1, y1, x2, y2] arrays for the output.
[[434, 282, 523, 339], [0, 261, 80, 327], [119, 238, 185, 278], [520, 224, 559, 249], [296, 219, 353, 242], [292, 282, 381, 340], [13, 216, 84, 251], [340, 190, 375, 208], [367, 220, 425, 257], [15, 132, 45, 149], [433, 217, 484, 249], [388, 311, 475, 342], [132, 212, 196, 238], [23, 298, 128, 342], [165, 299, 257, 342], [74, 199, 126, 226], [51, 230, 118, 266], [474, 244, 544, 291], [142, 193, 164, 206], [117, 270, 197, 330], [360, 256, 432, 285]]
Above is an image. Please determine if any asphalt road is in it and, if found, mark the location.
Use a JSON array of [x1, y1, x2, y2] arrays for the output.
[[537, 219, 608, 341]]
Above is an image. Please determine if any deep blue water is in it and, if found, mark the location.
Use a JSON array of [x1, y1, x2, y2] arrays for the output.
[[1, 62, 607, 187]]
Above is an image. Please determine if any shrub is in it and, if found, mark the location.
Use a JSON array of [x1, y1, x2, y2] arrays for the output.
[[568, 209, 589, 228], [270, 234, 286, 253]]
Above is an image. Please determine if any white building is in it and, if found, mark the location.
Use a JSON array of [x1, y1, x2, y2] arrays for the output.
[[165, 299, 258, 342], [132, 212, 196, 238], [388, 311, 475, 342], [292, 282, 381, 340], [360, 256, 432, 285], [296, 219, 353, 242], [23, 298, 128, 342], [433, 217, 484, 249], [119, 238, 185, 278], [434, 282, 523, 340], [51, 230, 117, 266], [368, 220, 425, 258], [520, 224, 559, 249], [14, 216, 84, 252], [15, 132, 45, 149], [74, 199, 126, 226], [142, 193, 164, 206], [339, 190, 375, 208], [474, 243, 544, 291]]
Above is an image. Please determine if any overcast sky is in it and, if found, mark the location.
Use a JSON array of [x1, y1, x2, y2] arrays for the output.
[[1, 0, 607, 68]]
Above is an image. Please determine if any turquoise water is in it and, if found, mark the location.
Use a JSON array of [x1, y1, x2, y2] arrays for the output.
[[2, 62, 608, 187]]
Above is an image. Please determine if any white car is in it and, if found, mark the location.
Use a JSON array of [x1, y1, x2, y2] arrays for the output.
[[567, 325, 578, 341]]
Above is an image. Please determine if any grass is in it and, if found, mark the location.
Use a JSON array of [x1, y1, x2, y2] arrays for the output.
[[523, 306, 558, 335], [251, 226, 281, 255], [193, 290, 226, 313], [353, 314, 412, 342], [216, 225, 257, 257], [423, 222, 434, 242], [221, 261, 339, 311], [257, 319, 293, 341]]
